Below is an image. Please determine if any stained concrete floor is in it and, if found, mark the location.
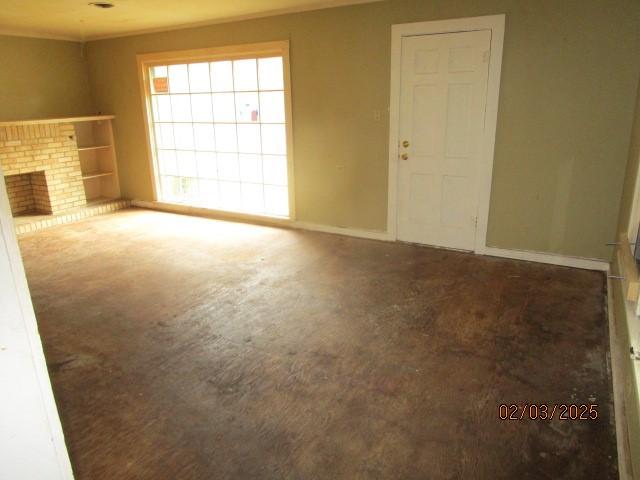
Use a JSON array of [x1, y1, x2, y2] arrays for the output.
[[19, 209, 616, 479]]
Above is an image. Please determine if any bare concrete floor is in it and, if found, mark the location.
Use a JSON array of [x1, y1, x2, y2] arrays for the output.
[[19, 209, 616, 479]]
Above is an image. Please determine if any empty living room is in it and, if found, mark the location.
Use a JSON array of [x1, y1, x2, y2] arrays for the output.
[[1, 0, 640, 479]]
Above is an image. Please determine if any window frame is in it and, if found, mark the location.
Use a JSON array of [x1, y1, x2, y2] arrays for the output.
[[137, 40, 295, 220]]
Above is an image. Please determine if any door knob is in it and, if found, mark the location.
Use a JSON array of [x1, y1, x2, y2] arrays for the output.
[[400, 153, 409, 160], [402, 140, 410, 148]]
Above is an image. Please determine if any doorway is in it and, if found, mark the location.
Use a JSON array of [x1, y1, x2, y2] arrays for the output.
[[387, 16, 505, 253]]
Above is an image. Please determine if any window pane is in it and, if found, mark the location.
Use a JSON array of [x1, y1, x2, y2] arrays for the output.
[[235, 92, 259, 123], [214, 124, 237, 152], [173, 123, 194, 150], [261, 124, 286, 155], [153, 95, 172, 122], [264, 185, 288, 216], [155, 123, 175, 149], [151, 66, 169, 94], [262, 155, 287, 186], [158, 149, 177, 176], [212, 93, 236, 122], [211, 61, 234, 92], [168, 64, 189, 93], [179, 176, 199, 201], [150, 55, 289, 219], [153, 66, 168, 77], [241, 183, 264, 212], [198, 179, 219, 207], [188, 63, 210, 93], [219, 181, 242, 210], [239, 154, 262, 183], [233, 59, 257, 91], [259, 91, 285, 123], [191, 94, 213, 122], [193, 123, 215, 151], [217, 153, 240, 181], [170, 94, 192, 122], [176, 150, 197, 177], [161, 175, 180, 201], [237, 124, 261, 154], [258, 57, 284, 90], [196, 152, 217, 179]]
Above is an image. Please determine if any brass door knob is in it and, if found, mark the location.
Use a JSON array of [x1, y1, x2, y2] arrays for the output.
[[400, 153, 409, 160], [402, 140, 410, 148]]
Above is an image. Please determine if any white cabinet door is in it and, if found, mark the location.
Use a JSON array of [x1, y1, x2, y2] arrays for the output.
[[396, 30, 491, 250]]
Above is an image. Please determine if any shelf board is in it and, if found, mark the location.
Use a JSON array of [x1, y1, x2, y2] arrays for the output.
[[78, 145, 112, 152], [82, 171, 113, 180], [0, 115, 115, 127]]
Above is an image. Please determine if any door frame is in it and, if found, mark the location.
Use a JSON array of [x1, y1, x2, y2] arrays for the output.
[[387, 14, 505, 253]]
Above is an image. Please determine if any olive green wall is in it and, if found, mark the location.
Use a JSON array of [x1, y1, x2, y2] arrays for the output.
[[85, 0, 640, 260], [0, 35, 94, 121]]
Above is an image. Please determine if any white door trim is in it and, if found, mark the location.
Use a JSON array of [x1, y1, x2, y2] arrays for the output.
[[387, 14, 505, 253]]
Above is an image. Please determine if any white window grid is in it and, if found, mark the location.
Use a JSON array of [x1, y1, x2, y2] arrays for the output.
[[148, 57, 289, 217]]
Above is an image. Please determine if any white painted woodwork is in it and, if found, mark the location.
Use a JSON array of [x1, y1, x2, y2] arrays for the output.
[[396, 30, 491, 250], [0, 165, 74, 480], [74, 118, 121, 202], [0, 115, 115, 127]]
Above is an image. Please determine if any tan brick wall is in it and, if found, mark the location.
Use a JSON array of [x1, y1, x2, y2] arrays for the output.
[[5, 171, 53, 216], [30, 170, 52, 213], [0, 123, 86, 215], [5, 173, 35, 215]]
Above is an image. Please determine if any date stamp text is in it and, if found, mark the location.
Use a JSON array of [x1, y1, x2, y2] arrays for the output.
[[498, 403, 598, 421]]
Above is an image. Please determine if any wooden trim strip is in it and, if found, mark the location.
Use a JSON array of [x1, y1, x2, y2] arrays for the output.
[[618, 232, 640, 301], [0, 115, 115, 127]]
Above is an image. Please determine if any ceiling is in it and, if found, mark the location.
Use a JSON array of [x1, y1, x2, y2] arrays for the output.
[[0, 0, 381, 41]]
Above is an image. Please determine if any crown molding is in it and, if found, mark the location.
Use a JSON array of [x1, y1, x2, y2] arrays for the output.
[[0, 27, 78, 42], [0, 0, 382, 43]]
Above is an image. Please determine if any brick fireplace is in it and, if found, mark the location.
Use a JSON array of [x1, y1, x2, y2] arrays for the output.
[[0, 123, 86, 216], [5, 171, 52, 216]]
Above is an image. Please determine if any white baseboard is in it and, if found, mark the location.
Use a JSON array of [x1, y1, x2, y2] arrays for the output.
[[132, 200, 609, 271], [131, 200, 390, 241], [482, 246, 609, 271], [131, 200, 292, 227], [293, 221, 390, 241]]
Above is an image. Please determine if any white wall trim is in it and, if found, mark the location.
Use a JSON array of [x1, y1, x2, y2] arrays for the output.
[[87, 0, 384, 41], [131, 199, 292, 227], [606, 278, 634, 480], [626, 152, 640, 246], [0, 166, 74, 479], [133, 199, 610, 270], [484, 246, 608, 271], [132, 200, 391, 241], [0, 0, 384, 42], [0, 27, 78, 42], [387, 14, 506, 255], [293, 221, 391, 241]]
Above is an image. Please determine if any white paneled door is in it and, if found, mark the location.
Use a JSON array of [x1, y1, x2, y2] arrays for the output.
[[396, 30, 491, 250]]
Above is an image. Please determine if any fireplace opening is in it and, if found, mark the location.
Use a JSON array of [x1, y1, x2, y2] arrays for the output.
[[5, 172, 53, 217]]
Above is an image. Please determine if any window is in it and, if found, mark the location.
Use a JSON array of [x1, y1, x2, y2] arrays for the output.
[[139, 42, 292, 218]]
